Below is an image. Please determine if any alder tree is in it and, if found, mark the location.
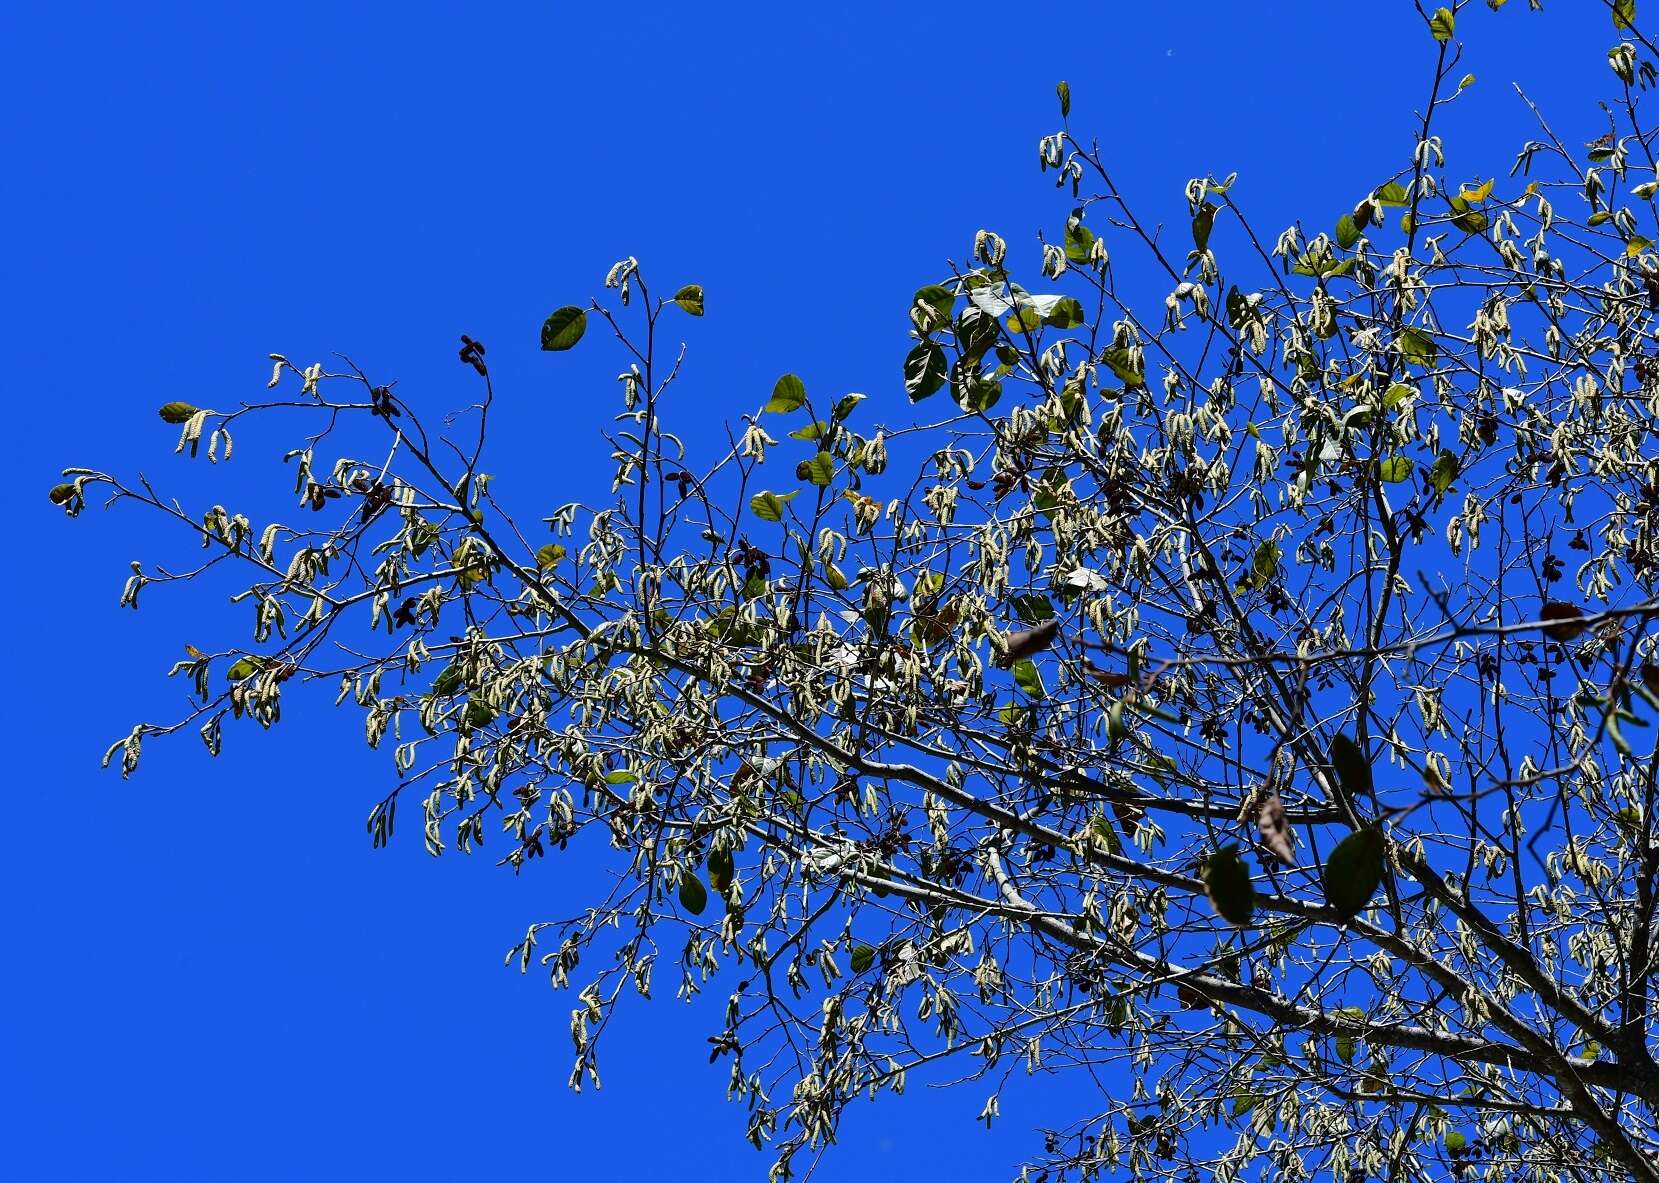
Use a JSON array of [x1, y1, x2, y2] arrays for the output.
[[50, 2, 1659, 1179]]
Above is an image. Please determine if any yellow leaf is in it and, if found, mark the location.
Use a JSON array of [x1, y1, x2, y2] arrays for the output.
[[1457, 178, 1494, 204], [1628, 236, 1653, 257]]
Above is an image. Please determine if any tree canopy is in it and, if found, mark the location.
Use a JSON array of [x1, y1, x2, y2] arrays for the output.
[[51, 2, 1659, 1179]]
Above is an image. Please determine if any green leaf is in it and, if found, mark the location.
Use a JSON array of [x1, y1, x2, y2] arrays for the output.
[[430, 664, 463, 697], [1011, 658, 1046, 699], [1335, 214, 1360, 250], [1056, 79, 1071, 118], [1375, 180, 1411, 207], [1429, 6, 1455, 40], [850, 943, 876, 973], [956, 372, 1003, 412], [800, 452, 835, 488], [904, 344, 948, 401], [955, 303, 1001, 357], [1192, 202, 1217, 251], [408, 521, 440, 558], [1291, 250, 1355, 279], [159, 401, 199, 424], [1106, 700, 1128, 743], [1615, 0, 1637, 30], [912, 284, 955, 327], [1203, 845, 1255, 925], [1398, 328, 1438, 368], [456, 552, 493, 587], [1230, 1091, 1262, 1119], [225, 657, 263, 682], [1445, 1130, 1468, 1153], [832, 392, 866, 422], [788, 420, 827, 442], [1042, 296, 1087, 329], [1090, 814, 1122, 855], [1323, 828, 1385, 921], [1382, 382, 1416, 408], [1428, 449, 1460, 494], [672, 283, 705, 316], [1336, 1034, 1358, 1064], [604, 769, 635, 784], [1448, 194, 1489, 234], [464, 701, 495, 729], [540, 306, 587, 351], [1248, 540, 1280, 586], [708, 847, 735, 894], [1101, 347, 1144, 388], [1378, 455, 1413, 483], [1005, 305, 1043, 333], [1064, 220, 1096, 263], [679, 873, 708, 916], [1458, 72, 1476, 90], [535, 543, 566, 569], [764, 373, 808, 414], [749, 489, 798, 523], [1329, 732, 1373, 797], [1011, 593, 1056, 624]]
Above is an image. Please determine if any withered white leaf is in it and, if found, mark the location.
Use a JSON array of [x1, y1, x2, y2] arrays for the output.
[[1257, 791, 1294, 865], [997, 618, 1059, 668]]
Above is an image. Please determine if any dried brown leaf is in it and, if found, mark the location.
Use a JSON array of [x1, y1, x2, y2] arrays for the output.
[[1083, 659, 1135, 689], [997, 618, 1059, 668], [1257, 791, 1295, 865]]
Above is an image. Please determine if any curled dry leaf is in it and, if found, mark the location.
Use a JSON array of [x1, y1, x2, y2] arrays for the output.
[[1257, 791, 1294, 865], [1111, 799, 1144, 836], [996, 618, 1059, 668], [1083, 658, 1134, 689]]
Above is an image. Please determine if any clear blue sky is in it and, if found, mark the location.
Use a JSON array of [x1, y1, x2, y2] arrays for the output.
[[7, 3, 1613, 1178]]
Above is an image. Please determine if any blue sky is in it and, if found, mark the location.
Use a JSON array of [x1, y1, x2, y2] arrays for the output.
[[7, 3, 1616, 1178]]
